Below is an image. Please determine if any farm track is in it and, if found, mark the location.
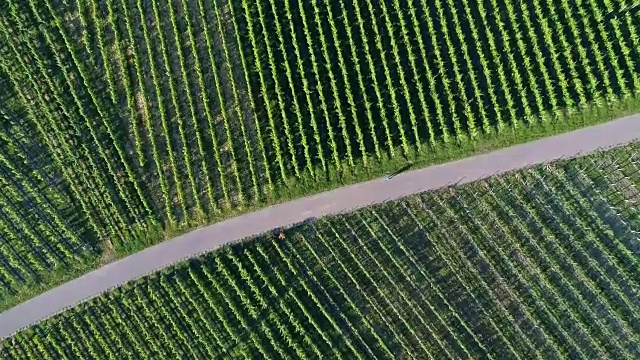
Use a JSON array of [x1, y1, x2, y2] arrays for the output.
[[1, 115, 640, 338]]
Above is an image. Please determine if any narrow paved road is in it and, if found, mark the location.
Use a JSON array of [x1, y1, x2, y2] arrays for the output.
[[2, 116, 640, 338]]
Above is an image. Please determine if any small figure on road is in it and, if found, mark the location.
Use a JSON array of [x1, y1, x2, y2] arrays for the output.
[[385, 162, 413, 181]]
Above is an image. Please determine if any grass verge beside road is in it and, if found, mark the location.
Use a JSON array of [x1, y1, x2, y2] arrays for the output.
[[1, 97, 638, 314]]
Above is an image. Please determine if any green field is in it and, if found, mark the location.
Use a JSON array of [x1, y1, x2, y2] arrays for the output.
[[1, 0, 640, 315], [2, 142, 639, 358]]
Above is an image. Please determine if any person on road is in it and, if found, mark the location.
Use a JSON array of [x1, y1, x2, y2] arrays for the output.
[[386, 162, 413, 181]]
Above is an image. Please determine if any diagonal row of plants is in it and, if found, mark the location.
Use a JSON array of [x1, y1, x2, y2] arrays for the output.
[[2, 143, 639, 358], [0, 115, 91, 300]]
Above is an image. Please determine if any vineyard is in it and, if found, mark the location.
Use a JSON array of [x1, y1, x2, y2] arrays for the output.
[[1, 0, 640, 310], [2, 142, 640, 358]]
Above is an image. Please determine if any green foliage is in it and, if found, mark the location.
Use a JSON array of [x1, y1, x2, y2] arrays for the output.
[[3, 143, 640, 358], [1, 0, 640, 320]]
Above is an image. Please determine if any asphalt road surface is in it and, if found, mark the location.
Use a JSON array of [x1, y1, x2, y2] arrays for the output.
[[1, 116, 640, 338]]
